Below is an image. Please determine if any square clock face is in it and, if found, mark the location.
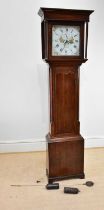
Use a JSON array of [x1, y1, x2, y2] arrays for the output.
[[52, 25, 80, 56]]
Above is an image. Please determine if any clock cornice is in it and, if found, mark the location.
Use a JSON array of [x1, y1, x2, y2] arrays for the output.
[[38, 7, 94, 22]]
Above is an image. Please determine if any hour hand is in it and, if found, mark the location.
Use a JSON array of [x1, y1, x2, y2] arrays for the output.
[[64, 40, 69, 45]]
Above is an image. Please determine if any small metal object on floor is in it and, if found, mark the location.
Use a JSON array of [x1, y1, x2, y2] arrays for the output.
[[64, 187, 80, 194], [83, 181, 94, 187], [46, 183, 59, 190]]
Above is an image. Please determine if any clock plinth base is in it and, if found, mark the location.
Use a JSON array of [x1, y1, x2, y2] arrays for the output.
[[46, 134, 85, 183]]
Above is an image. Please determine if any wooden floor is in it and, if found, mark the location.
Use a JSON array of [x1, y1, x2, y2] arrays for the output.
[[0, 148, 104, 210]]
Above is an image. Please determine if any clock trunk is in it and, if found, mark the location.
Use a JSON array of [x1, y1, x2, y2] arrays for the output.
[[49, 63, 80, 136]]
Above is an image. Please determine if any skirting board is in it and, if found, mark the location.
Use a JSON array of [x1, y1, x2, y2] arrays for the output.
[[0, 137, 104, 153], [0, 139, 46, 153]]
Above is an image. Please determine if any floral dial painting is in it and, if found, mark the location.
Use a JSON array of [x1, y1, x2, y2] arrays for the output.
[[52, 25, 80, 56]]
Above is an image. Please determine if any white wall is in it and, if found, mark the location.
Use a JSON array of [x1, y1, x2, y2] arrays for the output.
[[0, 0, 104, 152]]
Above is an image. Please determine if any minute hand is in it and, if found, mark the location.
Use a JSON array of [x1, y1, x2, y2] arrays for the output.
[[61, 39, 74, 51], [64, 39, 74, 45]]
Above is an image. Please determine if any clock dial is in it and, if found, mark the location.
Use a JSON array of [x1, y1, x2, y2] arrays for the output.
[[52, 25, 80, 56]]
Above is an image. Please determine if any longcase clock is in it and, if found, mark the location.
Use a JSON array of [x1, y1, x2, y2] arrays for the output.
[[38, 8, 94, 183]]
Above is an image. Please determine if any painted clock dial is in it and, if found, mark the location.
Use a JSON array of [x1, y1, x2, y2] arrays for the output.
[[52, 25, 80, 56]]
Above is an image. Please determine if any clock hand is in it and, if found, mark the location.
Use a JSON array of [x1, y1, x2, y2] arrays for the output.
[[61, 40, 71, 52], [65, 33, 68, 39], [62, 41, 69, 51], [60, 37, 75, 52], [60, 41, 67, 52], [64, 35, 74, 44], [64, 40, 69, 44]]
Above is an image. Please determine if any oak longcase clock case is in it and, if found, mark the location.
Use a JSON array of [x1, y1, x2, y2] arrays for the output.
[[38, 8, 93, 183]]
